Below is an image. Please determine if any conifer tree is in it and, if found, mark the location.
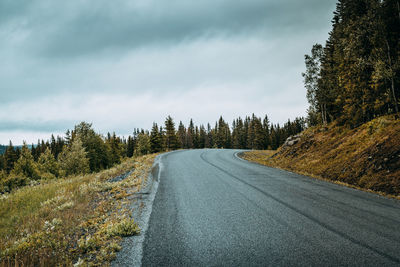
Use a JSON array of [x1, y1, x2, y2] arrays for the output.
[[252, 116, 265, 150], [11, 142, 41, 180], [199, 125, 206, 148], [38, 148, 60, 179], [58, 138, 90, 176], [135, 132, 151, 155], [159, 126, 166, 151], [263, 115, 271, 149], [164, 116, 178, 150], [187, 119, 195, 149], [303, 44, 325, 125], [74, 122, 111, 171], [107, 132, 122, 165], [150, 123, 163, 153], [4, 141, 18, 174], [127, 136, 135, 157], [177, 121, 187, 149]]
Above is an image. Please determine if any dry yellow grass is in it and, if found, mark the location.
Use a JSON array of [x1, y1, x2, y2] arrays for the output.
[[242, 116, 400, 198], [0, 154, 157, 266]]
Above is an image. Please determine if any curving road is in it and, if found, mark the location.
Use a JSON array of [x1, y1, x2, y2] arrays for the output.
[[140, 149, 400, 266]]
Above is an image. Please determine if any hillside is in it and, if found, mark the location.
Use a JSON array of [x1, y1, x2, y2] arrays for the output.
[[242, 116, 400, 197]]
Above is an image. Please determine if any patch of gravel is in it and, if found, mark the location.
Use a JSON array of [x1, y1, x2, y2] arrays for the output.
[[112, 153, 165, 267], [108, 169, 135, 183]]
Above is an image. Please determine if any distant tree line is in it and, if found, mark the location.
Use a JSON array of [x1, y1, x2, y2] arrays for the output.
[[303, 0, 400, 127], [131, 115, 305, 154], [0, 115, 305, 192]]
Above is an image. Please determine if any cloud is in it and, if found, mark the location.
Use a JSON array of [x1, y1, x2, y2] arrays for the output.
[[0, 0, 338, 144], [1, 0, 336, 58]]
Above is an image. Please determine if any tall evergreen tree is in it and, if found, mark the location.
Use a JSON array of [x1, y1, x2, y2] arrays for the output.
[[58, 137, 90, 176], [127, 136, 135, 157], [164, 116, 178, 150], [38, 148, 60, 179], [150, 123, 163, 153], [3, 141, 18, 174], [11, 142, 41, 180], [177, 121, 186, 149]]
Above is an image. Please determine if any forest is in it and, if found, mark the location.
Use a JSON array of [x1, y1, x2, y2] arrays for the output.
[[0, 115, 305, 192], [303, 0, 399, 127]]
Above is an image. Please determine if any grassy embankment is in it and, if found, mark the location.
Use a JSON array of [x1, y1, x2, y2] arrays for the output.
[[0, 154, 157, 266], [242, 116, 400, 198]]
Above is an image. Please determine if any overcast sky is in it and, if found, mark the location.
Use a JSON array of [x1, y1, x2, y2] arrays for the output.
[[0, 0, 337, 144]]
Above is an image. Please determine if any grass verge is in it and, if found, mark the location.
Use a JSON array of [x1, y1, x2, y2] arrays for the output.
[[241, 116, 400, 199], [0, 154, 157, 266]]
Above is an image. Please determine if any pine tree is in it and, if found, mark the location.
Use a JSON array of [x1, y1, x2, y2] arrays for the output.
[[135, 132, 151, 155], [164, 116, 178, 150], [252, 116, 265, 150], [58, 138, 90, 176], [74, 122, 111, 171], [206, 123, 213, 148], [4, 141, 18, 174], [262, 115, 271, 149], [107, 132, 122, 165], [177, 121, 186, 149], [187, 119, 195, 149], [303, 44, 325, 125], [150, 123, 163, 153], [11, 142, 41, 180], [38, 148, 60, 179], [199, 125, 206, 148], [127, 136, 135, 157]]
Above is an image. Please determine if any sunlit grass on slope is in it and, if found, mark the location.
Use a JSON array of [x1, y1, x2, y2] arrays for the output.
[[0, 154, 157, 266], [242, 115, 400, 198]]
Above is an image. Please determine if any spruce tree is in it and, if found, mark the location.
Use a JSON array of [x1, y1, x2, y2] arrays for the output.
[[11, 142, 41, 180], [58, 138, 90, 176], [164, 116, 178, 150], [38, 148, 60, 179], [4, 141, 18, 174], [135, 132, 151, 155], [177, 121, 186, 149], [127, 136, 134, 157], [150, 123, 163, 153]]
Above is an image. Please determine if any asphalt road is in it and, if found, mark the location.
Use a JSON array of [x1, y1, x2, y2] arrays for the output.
[[141, 149, 400, 266]]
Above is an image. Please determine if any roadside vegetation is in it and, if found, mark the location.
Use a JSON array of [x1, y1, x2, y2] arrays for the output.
[[0, 153, 156, 266], [242, 115, 400, 197]]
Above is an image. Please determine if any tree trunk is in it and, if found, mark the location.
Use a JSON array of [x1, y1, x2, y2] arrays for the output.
[[386, 40, 399, 117], [397, 1, 400, 21]]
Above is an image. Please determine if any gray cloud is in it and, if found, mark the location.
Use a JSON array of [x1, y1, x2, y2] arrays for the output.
[[0, 0, 337, 144], [0, 120, 73, 133], [1, 0, 335, 58]]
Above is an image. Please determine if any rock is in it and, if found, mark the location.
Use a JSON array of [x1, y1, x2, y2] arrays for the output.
[[283, 135, 301, 147]]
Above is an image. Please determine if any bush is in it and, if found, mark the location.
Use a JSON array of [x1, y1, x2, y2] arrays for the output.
[[0, 174, 29, 193], [105, 218, 140, 237]]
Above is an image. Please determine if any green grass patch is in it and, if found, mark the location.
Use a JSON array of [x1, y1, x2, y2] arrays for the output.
[[0, 154, 157, 266]]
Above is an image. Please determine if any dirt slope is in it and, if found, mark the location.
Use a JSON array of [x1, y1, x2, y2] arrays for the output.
[[243, 116, 400, 196]]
